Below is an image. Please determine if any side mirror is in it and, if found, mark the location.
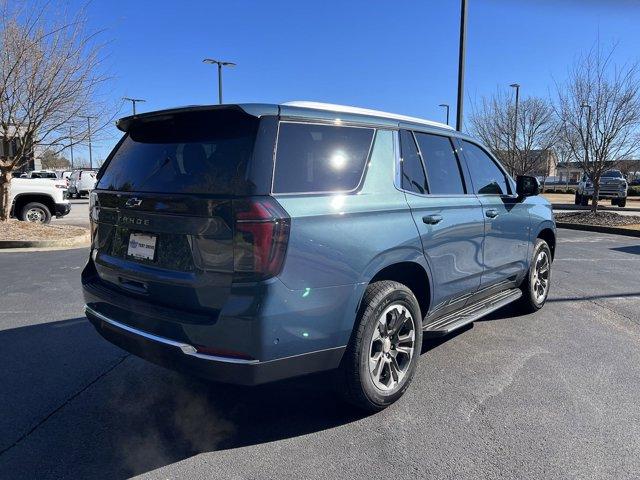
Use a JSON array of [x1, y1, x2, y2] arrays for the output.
[[516, 175, 540, 197]]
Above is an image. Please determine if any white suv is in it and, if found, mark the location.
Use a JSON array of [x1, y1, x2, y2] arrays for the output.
[[68, 170, 97, 198]]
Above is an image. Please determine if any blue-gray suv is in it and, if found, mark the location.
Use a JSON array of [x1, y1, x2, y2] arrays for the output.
[[83, 101, 556, 411]]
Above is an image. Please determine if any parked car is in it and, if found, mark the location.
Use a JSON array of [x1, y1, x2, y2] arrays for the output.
[[82, 102, 556, 411], [68, 169, 97, 198], [575, 170, 628, 207], [10, 177, 71, 223]]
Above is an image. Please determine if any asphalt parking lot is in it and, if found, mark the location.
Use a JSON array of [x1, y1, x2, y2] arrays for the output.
[[0, 229, 639, 479]]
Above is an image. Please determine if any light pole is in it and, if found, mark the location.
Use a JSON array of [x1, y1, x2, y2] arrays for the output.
[[439, 103, 450, 126], [510, 83, 520, 171], [203, 58, 236, 104], [123, 97, 146, 115], [581, 103, 592, 167], [455, 0, 467, 132], [69, 127, 74, 169]]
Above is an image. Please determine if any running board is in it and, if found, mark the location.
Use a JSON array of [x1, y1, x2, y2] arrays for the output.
[[423, 288, 522, 337]]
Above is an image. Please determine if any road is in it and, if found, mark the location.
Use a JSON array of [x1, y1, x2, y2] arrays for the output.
[[0, 229, 639, 479], [54, 198, 89, 227]]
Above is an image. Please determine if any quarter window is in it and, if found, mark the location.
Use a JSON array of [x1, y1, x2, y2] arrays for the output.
[[462, 141, 510, 195], [399, 130, 428, 194], [414, 133, 465, 194], [273, 123, 374, 194]]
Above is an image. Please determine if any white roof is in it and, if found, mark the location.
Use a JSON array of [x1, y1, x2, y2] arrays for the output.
[[282, 101, 453, 130]]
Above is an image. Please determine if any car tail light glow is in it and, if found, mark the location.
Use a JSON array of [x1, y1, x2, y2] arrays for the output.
[[232, 197, 290, 282]]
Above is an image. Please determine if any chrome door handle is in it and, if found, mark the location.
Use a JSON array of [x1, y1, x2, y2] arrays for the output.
[[422, 214, 443, 225], [485, 209, 499, 219]]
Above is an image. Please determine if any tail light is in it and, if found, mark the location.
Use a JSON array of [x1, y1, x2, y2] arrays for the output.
[[232, 197, 290, 282]]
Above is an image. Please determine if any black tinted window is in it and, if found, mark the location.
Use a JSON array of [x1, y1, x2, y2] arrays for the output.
[[273, 123, 374, 193], [415, 133, 465, 194], [97, 109, 259, 194], [400, 130, 428, 194], [462, 141, 509, 195]]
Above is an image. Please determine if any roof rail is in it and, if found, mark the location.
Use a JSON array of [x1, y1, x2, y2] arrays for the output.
[[282, 101, 453, 130]]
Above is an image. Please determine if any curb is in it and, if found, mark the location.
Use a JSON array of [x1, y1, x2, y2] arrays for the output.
[[0, 233, 91, 250], [552, 203, 640, 213], [556, 222, 640, 238]]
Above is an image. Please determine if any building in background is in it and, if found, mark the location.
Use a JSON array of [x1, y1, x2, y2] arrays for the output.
[[0, 126, 40, 173]]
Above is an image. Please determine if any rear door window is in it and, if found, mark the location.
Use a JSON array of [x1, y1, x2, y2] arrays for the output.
[[97, 109, 259, 195], [462, 141, 510, 195], [272, 122, 374, 194], [399, 130, 428, 195], [414, 133, 465, 194]]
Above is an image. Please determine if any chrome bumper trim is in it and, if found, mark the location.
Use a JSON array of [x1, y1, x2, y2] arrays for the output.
[[85, 305, 259, 365]]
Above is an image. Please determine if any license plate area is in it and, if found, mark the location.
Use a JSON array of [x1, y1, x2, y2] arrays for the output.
[[127, 232, 157, 261]]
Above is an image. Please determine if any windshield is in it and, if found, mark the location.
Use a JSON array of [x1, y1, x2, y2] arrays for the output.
[[97, 109, 259, 195], [602, 170, 623, 178]]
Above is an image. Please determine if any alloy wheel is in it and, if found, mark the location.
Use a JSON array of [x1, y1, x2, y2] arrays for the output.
[[368, 303, 416, 392], [25, 207, 46, 223], [531, 250, 550, 303]]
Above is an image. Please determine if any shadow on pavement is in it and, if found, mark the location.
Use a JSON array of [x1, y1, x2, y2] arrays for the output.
[[0, 316, 457, 479], [611, 245, 640, 256]]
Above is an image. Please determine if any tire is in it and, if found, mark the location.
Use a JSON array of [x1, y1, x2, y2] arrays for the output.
[[21, 202, 52, 224], [340, 280, 423, 412], [619, 198, 627, 208], [574, 193, 581, 205], [518, 238, 552, 313], [611, 199, 618, 207], [580, 195, 589, 206]]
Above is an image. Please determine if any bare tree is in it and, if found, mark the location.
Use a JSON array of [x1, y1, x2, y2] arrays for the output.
[[470, 89, 557, 177], [0, 1, 112, 220], [556, 45, 640, 211]]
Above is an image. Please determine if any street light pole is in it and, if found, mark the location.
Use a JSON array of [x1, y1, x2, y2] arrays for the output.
[[123, 97, 146, 115], [510, 83, 520, 172], [203, 58, 237, 104], [439, 103, 450, 126], [455, 0, 467, 132], [84, 116, 96, 170], [69, 127, 74, 170]]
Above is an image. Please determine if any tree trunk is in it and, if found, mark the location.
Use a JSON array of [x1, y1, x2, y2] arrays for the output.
[[0, 169, 12, 221], [591, 184, 599, 213]]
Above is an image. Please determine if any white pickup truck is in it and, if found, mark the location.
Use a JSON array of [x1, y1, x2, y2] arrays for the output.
[[9, 177, 71, 223]]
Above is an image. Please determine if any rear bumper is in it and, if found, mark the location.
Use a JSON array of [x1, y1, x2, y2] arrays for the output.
[[85, 305, 345, 385], [54, 202, 71, 217]]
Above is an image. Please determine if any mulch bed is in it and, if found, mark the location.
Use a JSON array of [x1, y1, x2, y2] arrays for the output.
[[0, 220, 89, 241], [555, 211, 640, 227]]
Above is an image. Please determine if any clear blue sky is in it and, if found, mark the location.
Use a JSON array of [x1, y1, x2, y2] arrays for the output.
[[69, 0, 640, 162]]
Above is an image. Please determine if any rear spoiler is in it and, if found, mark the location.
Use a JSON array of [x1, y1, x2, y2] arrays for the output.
[[115, 104, 279, 132]]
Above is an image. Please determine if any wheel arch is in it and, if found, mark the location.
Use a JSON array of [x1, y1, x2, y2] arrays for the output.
[[356, 253, 432, 321], [535, 224, 556, 260], [12, 193, 56, 218]]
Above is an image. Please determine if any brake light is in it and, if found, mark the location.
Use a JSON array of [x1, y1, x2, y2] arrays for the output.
[[232, 197, 290, 282]]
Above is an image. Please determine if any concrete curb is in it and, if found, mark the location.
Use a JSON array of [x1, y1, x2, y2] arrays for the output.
[[556, 222, 640, 238], [0, 232, 90, 250], [552, 203, 640, 213]]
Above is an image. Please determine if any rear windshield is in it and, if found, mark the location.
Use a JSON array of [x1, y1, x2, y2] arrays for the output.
[[273, 122, 375, 194], [97, 109, 259, 195]]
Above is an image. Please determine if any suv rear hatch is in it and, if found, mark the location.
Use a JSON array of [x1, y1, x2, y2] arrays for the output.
[[88, 107, 287, 321]]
